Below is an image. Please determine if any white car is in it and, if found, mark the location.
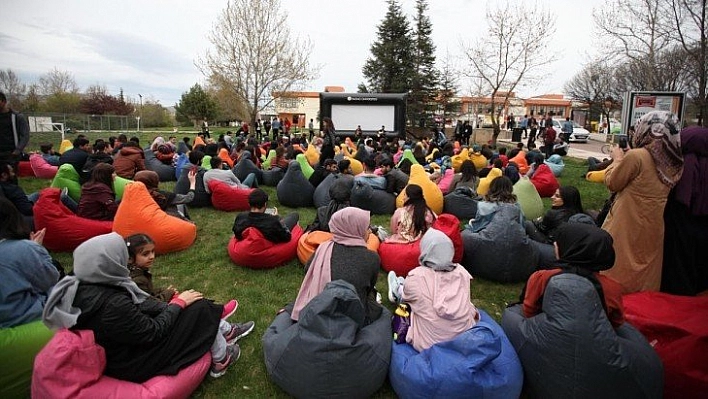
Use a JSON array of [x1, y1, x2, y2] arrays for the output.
[[552, 119, 590, 143]]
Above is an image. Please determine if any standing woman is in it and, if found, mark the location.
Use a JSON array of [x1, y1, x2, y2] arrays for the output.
[[319, 117, 336, 167], [602, 111, 683, 293]]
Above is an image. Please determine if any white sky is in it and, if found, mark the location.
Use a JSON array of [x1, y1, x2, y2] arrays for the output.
[[1, 0, 605, 106]]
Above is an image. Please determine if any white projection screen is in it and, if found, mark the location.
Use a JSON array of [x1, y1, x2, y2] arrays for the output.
[[331, 104, 395, 131]]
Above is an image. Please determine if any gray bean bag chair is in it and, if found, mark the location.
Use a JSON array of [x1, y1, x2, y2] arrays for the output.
[[461, 202, 538, 283], [502, 274, 663, 399], [175, 165, 211, 208], [261, 167, 285, 187], [350, 180, 396, 215], [312, 173, 353, 209], [144, 148, 176, 182], [263, 280, 392, 399], [276, 161, 314, 208], [232, 150, 263, 183], [443, 186, 479, 221]]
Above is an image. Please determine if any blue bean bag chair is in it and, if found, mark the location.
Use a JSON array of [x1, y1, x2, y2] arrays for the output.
[[232, 150, 262, 183], [443, 186, 479, 221], [276, 161, 314, 208], [144, 149, 176, 182], [390, 309, 522, 399], [261, 167, 285, 187], [174, 153, 189, 180], [263, 280, 391, 399], [175, 165, 211, 208], [544, 154, 565, 177], [312, 173, 354, 208], [502, 274, 664, 399], [0, 320, 54, 398], [350, 180, 396, 215]]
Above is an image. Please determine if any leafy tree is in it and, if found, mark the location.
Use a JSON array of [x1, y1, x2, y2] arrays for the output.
[[564, 61, 621, 133], [38, 67, 79, 95], [22, 84, 42, 113], [80, 85, 134, 115], [409, 0, 439, 127], [207, 75, 250, 123], [361, 0, 415, 94], [140, 100, 172, 128], [437, 53, 460, 124], [174, 84, 218, 127]]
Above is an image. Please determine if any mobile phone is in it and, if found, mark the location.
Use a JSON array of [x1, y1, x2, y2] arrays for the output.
[[265, 207, 277, 215], [619, 137, 628, 149]]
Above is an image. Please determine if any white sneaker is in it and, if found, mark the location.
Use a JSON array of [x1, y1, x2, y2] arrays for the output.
[[387, 271, 401, 304]]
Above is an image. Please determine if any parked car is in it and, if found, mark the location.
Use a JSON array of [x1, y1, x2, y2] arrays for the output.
[[552, 119, 590, 143]]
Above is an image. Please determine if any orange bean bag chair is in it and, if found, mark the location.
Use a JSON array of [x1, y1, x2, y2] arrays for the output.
[[29, 153, 58, 179], [17, 161, 35, 177], [207, 180, 253, 212], [477, 168, 502, 197], [396, 164, 444, 214], [112, 182, 197, 254], [218, 148, 234, 168], [509, 151, 529, 175], [33, 188, 113, 252], [530, 164, 560, 198], [296, 230, 381, 265], [228, 224, 304, 269], [304, 144, 320, 167]]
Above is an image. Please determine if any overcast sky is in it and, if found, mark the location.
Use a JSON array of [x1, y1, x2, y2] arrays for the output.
[[2, 0, 605, 106]]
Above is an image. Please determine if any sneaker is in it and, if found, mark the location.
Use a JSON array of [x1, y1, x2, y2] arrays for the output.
[[210, 344, 241, 378], [224, 321, 255, 345], [221, 299, 239, 320], [387, 271, 401, 304]]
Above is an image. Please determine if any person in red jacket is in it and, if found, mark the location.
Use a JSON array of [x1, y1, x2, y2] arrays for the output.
[[77, 163, 119, 221], [113, 141, 145, 179]]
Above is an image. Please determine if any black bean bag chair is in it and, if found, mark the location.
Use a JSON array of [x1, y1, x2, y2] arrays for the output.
[[461, 202, 538, 283], [261, 167, 285, 187], [144, 148, 176, 182], [263, 280, 391, 399], [232, 150, 263, 183], [175, 165, 211, 208], [276, 161, 314, 208], [502, 274, 663, 399], [443, 186, 479, 221], [350, 180, 396, 215], [312, 174, 353, 209]]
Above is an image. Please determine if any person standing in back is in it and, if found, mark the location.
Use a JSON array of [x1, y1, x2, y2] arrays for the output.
[[0, 92, 29, 178]]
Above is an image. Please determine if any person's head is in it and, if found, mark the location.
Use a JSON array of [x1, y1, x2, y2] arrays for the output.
[[204, 143, 219, 157], [88, 163, 116, 188], [125, 234, 156, 269], [129, 136, 140, 145], [71, 233, 138, 287], [168, 136, 176, 144], [134, 170, 160, 190], [117, 134, 128, 144], [404, 184, 431, 237], [0, 197, 31, 240], [419, 228, 456, 271], [323, 158, 338, 173], [552, 186, 584, 213], [188, 150, 204, 166], [248, 188, 269, 211], [485, 176, 516, 203], [380, 158, 394, 174], [40, 143, 54, 154], [329, 207, 370, 243], [93, 141, 107, 154], [631, 110, 682, 186], [322, 116, 334, 131], [73, 137, 90, 151], [363, 158, 376, 173], [516, 142, 524, 150], [210, 156, 224, 170], [498, 147, 507, 155], [554, 223, 615, 271], [459, 160, 478, 181], [0, 91, 7, 110], [492, 158, 503, 169], [0, 161, 14, 182], [338, 159, 352, 174], [329, 177, 352, 204], [183, 137, 191, 144]]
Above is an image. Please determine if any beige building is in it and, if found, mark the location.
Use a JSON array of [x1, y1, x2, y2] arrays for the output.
[[272, 86, 345, 129]]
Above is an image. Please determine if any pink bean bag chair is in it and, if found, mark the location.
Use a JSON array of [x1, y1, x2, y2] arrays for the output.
[[207, 180, 253, 212], [17, 160, 35, 177], [530, 163, 559, 198], [437, 168, 455, 194], [623, 291, 708, 399], [228, 224, 304, 269], [33, 188, 113, 252], [29, 153, 58, 179], [32, 329, 210, 399]]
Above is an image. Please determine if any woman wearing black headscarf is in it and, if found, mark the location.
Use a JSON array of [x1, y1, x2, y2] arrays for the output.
[[306, 178, 352, 233], [526, 185, 584, 244]]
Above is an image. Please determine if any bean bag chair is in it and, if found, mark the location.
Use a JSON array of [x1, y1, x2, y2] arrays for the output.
[[396, 164, 444, 214], [510, 151, 529, 175], [261, 167, 285, 187], [390, 310, 522, 399], [33, 188, 113, 252], [277, 162, 314, 208], [623, 291, 708, 399], [530, 163, 559, 198], [29, 153, 58, 179], [112, 176, 131, 200], [350, 180, 396, 215], [207, 180, 253, 212], [444, 186, 479, 221], [544, 154, 564, 177], [470, 152, 488, 170], [344, 137, 357, 151], [200, 155, 212, 170], [175, 166, 211, 208], [393, 148, 403, 164], [218, 148, 233, 168], [502, 274, 663, 399], [513, 176, 544, 220], [263, 280, 392, 399], [113, 182, 197, 254], [346, 156, 364, 175], [424, 148, 439, 163], [297, 230, 381, 265], [58, 139, 72, 154], [50, 163, 83, 201], [433, 213, 464, 263], [144, 149, 177, 182], [261, 149, 276, 170], [174, 153, 189, 180], [586, 169, 606, 183], [398, 148, 419, 166], [0, 320, 54, 398], [451, 148, 470, 172], [312, 174, 354, 208], [32, 329, 210, 399], [461, 203, 538, 283], [304, 144, 319, 167], [227, 224, 303, 269], [437, 168, 455, 194], [232, 151, 262, 183], [477, 167, 502, 197], [296, 153, 314, 179]]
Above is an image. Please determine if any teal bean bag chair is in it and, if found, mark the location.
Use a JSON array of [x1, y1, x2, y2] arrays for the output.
[[544, 154, 565, 177], [0, 320, 54, 398], [513, 176, 544, 221]]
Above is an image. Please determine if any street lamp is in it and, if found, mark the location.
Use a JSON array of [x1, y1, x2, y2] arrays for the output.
[[137, 94, 143, 132]]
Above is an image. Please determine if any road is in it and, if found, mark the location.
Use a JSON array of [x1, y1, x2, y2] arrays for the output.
[[498, 133, 607, 160]]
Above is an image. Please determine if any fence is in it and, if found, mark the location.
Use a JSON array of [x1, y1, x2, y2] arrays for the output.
[[27, 113, 140, 133]]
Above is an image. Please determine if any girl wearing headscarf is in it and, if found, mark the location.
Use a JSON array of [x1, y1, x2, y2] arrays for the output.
[[522, 223, 625, 328], [387, 184, 436, 244], [601, 111, 683, 293], [526, 186, 585, 244], [306, 178, 351, 233], [42, 233, 249, 381], [387, 229, 478, 352], [292, 207, 382, 324]]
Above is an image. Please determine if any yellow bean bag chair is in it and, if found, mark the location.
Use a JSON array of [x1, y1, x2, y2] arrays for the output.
[[396, 164, 444, 214], [297, 230, 380, 265], [425, 148, 439, 163], [586, 169, 606, 183], [470, 152, 488, 170], [262, 149, 276, 170], [344, 137, 357, 152], [341, 145, 356, 158], [451, 148, 470, 172], [112, 182, 197, 254], [477, 168, 503, 197], [346, 156, 364, 175], [58, 139, 73, 154], [304, 144, 320, 167]]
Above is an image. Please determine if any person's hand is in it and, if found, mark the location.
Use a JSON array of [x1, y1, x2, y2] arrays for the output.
[[177, 289, 203, 306], [272, 207, 278, 216], [610, 145, 625, 162], [167, 285, 179, 295], [30, 228, 46, 245], [187, 170, 197, 189]]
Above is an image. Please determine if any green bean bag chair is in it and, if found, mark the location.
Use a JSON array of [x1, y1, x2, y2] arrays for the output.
[[201, 155, 212, 170], [50, 164, 82, 201], [262, 149, 277, 170], [296, 154, 315, 180], [398, 148, 419, 167], [0, 320, 55, 398], [513, 177, 544, 221]]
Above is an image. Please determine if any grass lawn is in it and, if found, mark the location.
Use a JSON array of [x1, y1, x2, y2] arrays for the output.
[[20, 130, 609, 398]]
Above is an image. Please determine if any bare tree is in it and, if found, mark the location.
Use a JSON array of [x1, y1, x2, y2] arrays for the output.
[[564, 61, 621, 133], [199, 0, 318, 127], [38, 67, 79, 95], [462, 1, 555, 146], [0, 69, 27, 108]]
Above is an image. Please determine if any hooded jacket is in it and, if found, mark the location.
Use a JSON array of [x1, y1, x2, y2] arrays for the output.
[[113, 146, 145, 179], [77, 181, 118, 221]]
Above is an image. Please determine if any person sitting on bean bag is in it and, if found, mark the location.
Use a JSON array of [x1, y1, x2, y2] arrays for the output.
[[77, 163, 119, 221], [354, 158, 387, 190], [450, 160, 479, 194], [232, 189, 299, 244], [387, 228, 479, 352], [203, 157, 257, 194], [113, 141, 145, 180], [308, 159, 338, 189], [525, 186, 585, 245], [134, 170, 195, 221], [387, 184, 436, 244], [380, 159, 409, 197], [80, 141, 114, 184], [306, 178, 351, 233], [292, 207, 383, 324]]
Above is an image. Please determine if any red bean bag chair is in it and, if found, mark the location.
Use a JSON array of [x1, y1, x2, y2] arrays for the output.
[[17, 160, 35, 177], [228, 224, 304, 269], [29, 153, 58, 179], [112, 182, 197, 254], [623, 291, 708, 399], [432, 213, 463, 263], [33, 188, 113, 252], [207, 180, 253, 212], [530, 163, 559, 198], [32, 329, 210, 399], [296, 230, 381, 265]]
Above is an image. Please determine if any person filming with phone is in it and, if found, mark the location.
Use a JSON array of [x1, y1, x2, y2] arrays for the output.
[[232, 189, 299, 243]]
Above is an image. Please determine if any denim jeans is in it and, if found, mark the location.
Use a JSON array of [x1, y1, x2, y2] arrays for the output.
[[27, 191, 79, 213], [242, 173, 258, 188]]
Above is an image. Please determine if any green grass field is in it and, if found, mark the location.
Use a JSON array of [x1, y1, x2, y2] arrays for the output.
[[20, 130, 609, 398]]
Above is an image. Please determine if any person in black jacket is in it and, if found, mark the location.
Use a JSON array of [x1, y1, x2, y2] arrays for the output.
[[525, 186, 585, 244], [232, 189, 299, 243], [308, 158, 338, 188], [59, 137, 91, 178]]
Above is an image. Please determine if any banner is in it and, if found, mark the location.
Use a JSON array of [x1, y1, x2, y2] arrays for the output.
[[621, 92, 685, 134]]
